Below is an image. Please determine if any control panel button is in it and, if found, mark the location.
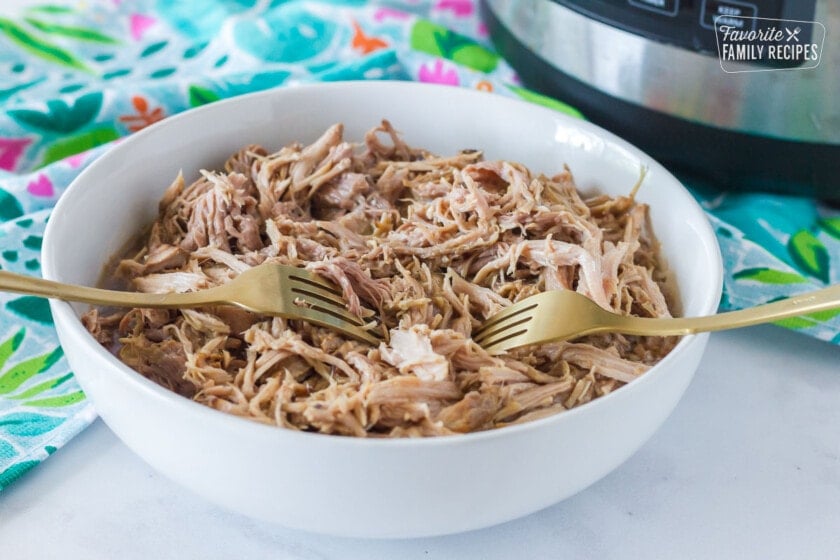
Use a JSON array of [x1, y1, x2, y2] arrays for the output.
[[627, 0, 679, 17], [701, 0, 758, 30]]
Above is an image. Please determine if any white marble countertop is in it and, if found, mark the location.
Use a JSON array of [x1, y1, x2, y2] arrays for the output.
[[0, 324, 838, 559]]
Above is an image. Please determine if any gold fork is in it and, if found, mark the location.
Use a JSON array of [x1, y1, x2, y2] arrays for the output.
[[0, 263, 380, 345], [473, 284, 840, 354]]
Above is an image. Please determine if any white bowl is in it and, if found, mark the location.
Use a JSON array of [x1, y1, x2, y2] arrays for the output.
[[42, 81, 722, 539]]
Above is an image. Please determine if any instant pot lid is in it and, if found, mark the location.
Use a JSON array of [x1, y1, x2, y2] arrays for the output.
[[482, 0, 840, 200]]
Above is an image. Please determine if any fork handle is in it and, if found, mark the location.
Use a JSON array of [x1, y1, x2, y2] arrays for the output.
[[607, 283, 840, 337], [0, 270, 230, 309]]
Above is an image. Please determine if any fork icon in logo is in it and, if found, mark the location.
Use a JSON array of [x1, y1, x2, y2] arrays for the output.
[[785, 26, 802, 42]]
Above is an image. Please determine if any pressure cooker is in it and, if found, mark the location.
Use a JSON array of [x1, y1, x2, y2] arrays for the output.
[[482, 0, 839, 200]]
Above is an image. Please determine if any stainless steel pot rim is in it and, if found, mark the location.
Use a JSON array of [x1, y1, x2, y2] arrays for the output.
[[484, 0, 839, 144]]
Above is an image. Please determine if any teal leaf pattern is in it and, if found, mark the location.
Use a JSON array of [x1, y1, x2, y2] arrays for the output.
[[8, 92, 103, 134], [9, 372, 73, 400], [102, 68, 130, 79], [0, 17, 91, 73], [732, 268, 808, 285], [788, 230, 830, 284], [6, 296, 53, 324], [58, 83, 85, 94], [0, 347, 63, 394], [188, 84, 220, 107], [0, 459, 39, 489], [819, 217, 840, 240], [706, 193, 817, 270], [0, 78, 45, 103], [0, 412, 64, 436], [150, 67, 177, 79], [0, 328, 26, 371], [8, 108, 56, 133], [23, 390, 85, 408], [773, 307, 840, 330], [140, 40, 168, 58], [0, 439, 16, 460], [702, 207, 840, 342], [23, 18, 119, 45], [0, 214, 92, 492], [22, 235, 41, 249], [0, 188, 24, 222], [26, 5, 75, 15], [183, 41, 208, 59]]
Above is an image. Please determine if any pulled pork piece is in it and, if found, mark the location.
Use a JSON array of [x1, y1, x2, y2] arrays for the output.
[[381, 326, 449, 382], [83, 121, 677, 437]]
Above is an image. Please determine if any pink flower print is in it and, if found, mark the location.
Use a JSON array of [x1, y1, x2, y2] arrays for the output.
[[476, 22, 489, 37], [130, 13, 156, 41], [418, 59, 460, 86], [26, 174, 54, 197], [434, 0, 474, 18], [373, 8, 411, 22], [0, 138, 32, 171]]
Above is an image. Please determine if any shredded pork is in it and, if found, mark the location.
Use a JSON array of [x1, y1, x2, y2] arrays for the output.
[[84, 121, 677, 437]]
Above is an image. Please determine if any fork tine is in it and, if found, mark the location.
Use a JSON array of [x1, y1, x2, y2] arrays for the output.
[[296, 305, 381, 345], [289, 284, 348, 309], [293, 294, 366, 327], [473, 300, 538, 340], [281, 265, 382, 343], [282, 266, 363, 323], [288, 270, 343, 296], [472, 315, 533, 346], [478, 328, 532, 353]]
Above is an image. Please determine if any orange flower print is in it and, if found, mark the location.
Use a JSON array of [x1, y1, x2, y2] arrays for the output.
[[119, 95, 165, 133], [351, 20, 388, 55], [476, 80, 493, 92]]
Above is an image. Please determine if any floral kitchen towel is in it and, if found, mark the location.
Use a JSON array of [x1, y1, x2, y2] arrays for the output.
[[0, 209, 96, 491], [0, 0, 837, 490], [695, 189, 840, 343]]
